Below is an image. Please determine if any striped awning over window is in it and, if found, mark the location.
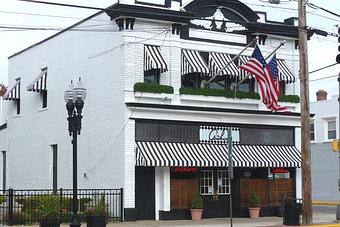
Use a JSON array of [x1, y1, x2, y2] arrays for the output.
[[136, 141, 301, 168], [181, 49, 209, 75], [27, 68, 47, 93], [144, 45, 168, 73], [238, 55, 252, 79], [3, 79, 20, 101], [277, 59, 295, 84], [209, 52, 239, 77]]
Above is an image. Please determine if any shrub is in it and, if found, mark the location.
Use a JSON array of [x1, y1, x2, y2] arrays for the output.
[[0, 195, 5, 204], [179, 87, 260, 100], [85, 194, 107, 216], [278, 95, 300, 103], [248, 191, 260, 208], [134, 82, 174, 94], [191, 191, 203, 209], [37, 196, 61, 219]]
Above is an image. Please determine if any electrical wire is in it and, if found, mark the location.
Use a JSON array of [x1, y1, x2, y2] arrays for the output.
[[307, 2, 340, 19]]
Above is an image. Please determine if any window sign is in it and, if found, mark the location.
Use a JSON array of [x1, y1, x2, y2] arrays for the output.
[[199, 126, 239, 144]]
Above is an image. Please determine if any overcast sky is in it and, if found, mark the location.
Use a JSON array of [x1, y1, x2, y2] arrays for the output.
[[0, 0, 339, 101]]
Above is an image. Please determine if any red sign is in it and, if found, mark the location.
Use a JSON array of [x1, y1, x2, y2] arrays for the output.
[[171, 167, 198, 173], [271, 168, 289, 173]]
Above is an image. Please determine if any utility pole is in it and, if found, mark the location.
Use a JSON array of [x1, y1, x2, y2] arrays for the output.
[[298, 0, 313, 224]]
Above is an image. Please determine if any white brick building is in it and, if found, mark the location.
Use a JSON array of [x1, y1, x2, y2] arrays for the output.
[[0, 0, 315, 221]]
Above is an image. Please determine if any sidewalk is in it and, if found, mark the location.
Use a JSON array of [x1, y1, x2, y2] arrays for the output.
[[6, 208, 340, 227]]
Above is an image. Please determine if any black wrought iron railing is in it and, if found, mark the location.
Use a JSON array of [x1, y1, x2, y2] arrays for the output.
[[0, 188, 123, 226]]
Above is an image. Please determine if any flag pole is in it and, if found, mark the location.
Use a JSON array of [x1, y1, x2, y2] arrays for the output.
[[205, 37, 258, 86], [235, 40, 286, 89]]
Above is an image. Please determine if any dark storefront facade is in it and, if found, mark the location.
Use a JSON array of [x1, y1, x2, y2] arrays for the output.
[[134, 120, 300, 220]]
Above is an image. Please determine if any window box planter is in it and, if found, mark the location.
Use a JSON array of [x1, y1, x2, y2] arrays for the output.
[[134, 82, 174, 94], [278, 95, 300, 103], [179, 87, 260, 100]]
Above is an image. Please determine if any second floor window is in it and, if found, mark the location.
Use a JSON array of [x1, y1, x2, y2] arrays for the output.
[[310, 121, 315, 141], [327, 120, 336, 140], [144, 69, 160, 84]]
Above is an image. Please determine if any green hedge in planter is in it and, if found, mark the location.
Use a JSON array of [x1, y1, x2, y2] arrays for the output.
[[278, 95, 300, 103], [179, 87, 260, 100], [134, 82, 174, 94]]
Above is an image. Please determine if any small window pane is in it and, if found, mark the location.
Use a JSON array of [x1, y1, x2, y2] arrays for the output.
[[217, 170, 229, 195], [200, 170, 213, 195], [328, 120, 336, 140]]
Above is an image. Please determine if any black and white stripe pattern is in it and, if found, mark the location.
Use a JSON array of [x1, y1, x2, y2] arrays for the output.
[[3, 79, 20, 101], [209, 52, 239, 77], [136, 141, 228, 167], [199, 126, 240, 145], [27, 68, 47, 93], [232, 145, 301, 168], [181, 49, 209, 75], [238, 55, 253, 79], [135, 141, 301, 168], [277, 59, 295, 84], [144, 45, 168, 73]]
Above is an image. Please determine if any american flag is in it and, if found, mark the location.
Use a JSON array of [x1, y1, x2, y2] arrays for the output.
[[240, 45, 288, 112]]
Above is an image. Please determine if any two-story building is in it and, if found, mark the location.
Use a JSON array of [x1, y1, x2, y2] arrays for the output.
[[0, 0, 314, 221]]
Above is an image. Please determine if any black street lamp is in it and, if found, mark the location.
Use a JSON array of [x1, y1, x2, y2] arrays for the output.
[[64, 78, 87, 227]]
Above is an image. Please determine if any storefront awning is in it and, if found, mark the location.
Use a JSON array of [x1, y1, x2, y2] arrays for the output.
[[136, 141, 301, 168], [144, 45, 168, 73], [209, 52, 239, 77], [233, 145, 301, 168], [238, 55, 252, 80], [181, 49, 209, 75], [136, 141, 228, 167], [3, 79, 20, 101], [27, 68, 47, 93], [276, 59, 295, 84]]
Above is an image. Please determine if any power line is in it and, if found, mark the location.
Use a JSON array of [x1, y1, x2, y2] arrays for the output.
[[307, 2, 340, 19], [309, 63, 338, 74]]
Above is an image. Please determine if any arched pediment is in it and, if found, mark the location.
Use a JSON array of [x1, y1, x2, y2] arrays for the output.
[[184, 0, 259, 23]]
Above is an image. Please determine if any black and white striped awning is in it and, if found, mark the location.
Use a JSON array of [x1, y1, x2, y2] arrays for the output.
[[238, 55, 253, 79], [27, 68, 47, 93], [2, 79, 20, 101], [136, 141, 228, 167], [209, 52, 239, 77], [233, 145, 301, 168], [144, 45, 168, 73], [136, 141, 301, 168], [181, 49, 209, 75], [277, 59, 295, 84]]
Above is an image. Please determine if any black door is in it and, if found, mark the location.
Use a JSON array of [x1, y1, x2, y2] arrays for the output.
[[135, 167, 155, 220]]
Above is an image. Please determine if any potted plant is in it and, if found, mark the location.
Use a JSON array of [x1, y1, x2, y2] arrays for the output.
[[190, 191, 204, 221], [248, 191, 261, 218], [85, 195, 107, 227], [37, 196, 61, 227]]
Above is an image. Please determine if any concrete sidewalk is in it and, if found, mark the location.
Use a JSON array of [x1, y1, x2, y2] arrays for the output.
[[6, 207, 340, 227]]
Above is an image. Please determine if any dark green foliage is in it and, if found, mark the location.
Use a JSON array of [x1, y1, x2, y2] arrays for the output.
[[179, 87, 260, 100], [278, 95, 300, 103], [37, 196, 61, 218], [134, 82, 174, 94], [0, 195, 5, 204], [248, 191, 260, 208], [85, 195, 108, 216], [191, 191, 203, 209]]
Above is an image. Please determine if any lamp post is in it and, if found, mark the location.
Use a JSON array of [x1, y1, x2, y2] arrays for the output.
[[64, 78, 87, 227]]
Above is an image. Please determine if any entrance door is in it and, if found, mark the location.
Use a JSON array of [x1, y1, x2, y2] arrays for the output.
[[135, 167, 155, 220]]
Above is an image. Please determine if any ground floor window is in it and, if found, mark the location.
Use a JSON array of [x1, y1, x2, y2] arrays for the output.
[[217, 170, 229, 195], [200, 170, 213, 195]]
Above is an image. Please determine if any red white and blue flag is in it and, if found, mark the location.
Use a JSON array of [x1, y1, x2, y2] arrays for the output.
[[240, 45, 288, 112]]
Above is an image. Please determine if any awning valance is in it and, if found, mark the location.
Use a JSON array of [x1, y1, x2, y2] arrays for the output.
[[3, 79, 20, 101], [181, 49, 209, 75], [144, 45, 168, 73], [209, 52, 239, 77], [277, 59, 295, 84], [238, 55, 252, 79], [136, 141, 301, 168], [27, 68, 47, 93]]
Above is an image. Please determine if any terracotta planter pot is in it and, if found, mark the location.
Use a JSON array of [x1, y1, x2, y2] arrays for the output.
[[190, 208, 203, 221], [248, 207, 261, 218]]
